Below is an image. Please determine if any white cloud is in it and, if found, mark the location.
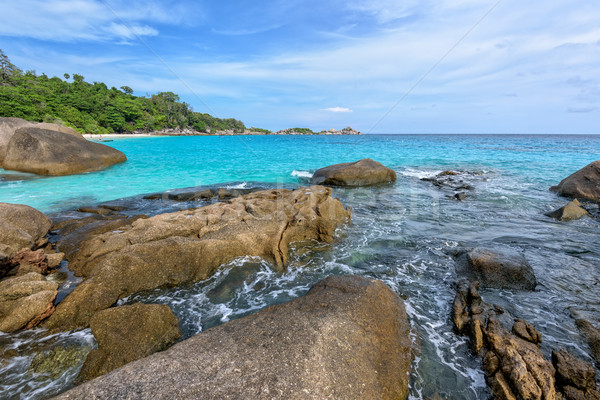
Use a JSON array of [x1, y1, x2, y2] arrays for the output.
[[323, 107, 353, 113]]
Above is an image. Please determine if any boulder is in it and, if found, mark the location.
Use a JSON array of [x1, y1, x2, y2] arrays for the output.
[[311, 158, 396, 186], [29, 345, 91, 380], [550, 161, 600, 202], [0, 202, 51, 277], [455, 248, 537, 290], [2, 127, 126, 176], [7, 248, 50, 276], [0, 272, 58, 332], [546, 199, 590, 221], [574, 319, 600, 368], [77, 303, 181, 382], [54, 275, 413, 400], [45, 186, 351, 330], [552, 349, 599, 400]]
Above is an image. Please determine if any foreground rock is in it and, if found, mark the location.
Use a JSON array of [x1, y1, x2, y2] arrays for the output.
[[77, 303, 181, 382], [0, 202, 52, 278], [311, 158, 396, 186], [552, 349, 599, 400], [454, 248, 537, 290], [550, 160, 600, 202], [574, 318, 600, 368], [546, 199, 590, 221], [0, 272, 58, 332], [2, 127, 126, 176], [55, 275, 413, 400], [45, 186, 351, 330], [0, 117, 83, 165]]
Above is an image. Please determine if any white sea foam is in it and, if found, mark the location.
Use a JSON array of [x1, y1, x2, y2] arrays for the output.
[[291, 170, 313, 178], [398, 168, 442, 179], [225, 182, 248, 189]]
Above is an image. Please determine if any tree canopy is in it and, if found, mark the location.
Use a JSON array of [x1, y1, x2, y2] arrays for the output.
[[0, 49, 247, 135]]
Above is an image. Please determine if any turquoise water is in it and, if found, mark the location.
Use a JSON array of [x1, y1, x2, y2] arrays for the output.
[[1, 134, 599, 213], [1, 134, 600, 399]]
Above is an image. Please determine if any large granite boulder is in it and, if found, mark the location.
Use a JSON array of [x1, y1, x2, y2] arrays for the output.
[[2, 127, 126, 176], [546, 199, 590, 221], [77, 303, 181, 382], [0, 202, 52, 277], [550, 160, 600, 202], [0, 272, 58, 332], [455, 248, 537, 291], [311, 158, 397, 186], [0, 117, 83, 165], [54, 275, 413, 400], [45, 186, 351, 330]]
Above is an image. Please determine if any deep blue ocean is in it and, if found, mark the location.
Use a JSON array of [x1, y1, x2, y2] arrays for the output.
[[1, 134, 599, 399]]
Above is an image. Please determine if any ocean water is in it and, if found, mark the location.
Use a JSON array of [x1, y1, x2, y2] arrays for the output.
[[1, 134, 599, 399]]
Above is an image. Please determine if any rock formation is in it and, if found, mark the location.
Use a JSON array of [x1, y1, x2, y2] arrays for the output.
[[77, 303, 181, 382], [546, 199, 590, 221], [550, 160, 600, 202], [54, 275, 413, 400], [311, 158, 397, 186], [45, 186, 351, 330], [2, 127, 126, 176]]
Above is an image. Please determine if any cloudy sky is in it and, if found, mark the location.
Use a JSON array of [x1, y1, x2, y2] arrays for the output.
[[0, 0, 599, 133]]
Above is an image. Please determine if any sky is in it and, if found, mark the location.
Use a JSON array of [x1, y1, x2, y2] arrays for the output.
[[0, 0, 599, 134]]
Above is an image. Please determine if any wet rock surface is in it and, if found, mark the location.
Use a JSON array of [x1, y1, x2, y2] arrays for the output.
[[54, 275, 413, 400], [311, 158, 397, 186], [546, 199, 590, 221], [454, 248, 537, 290], [77, 303, 181, 382], [550, 160, 600, 202], [44, 186, 351, 330], [421, 170, 486, 200], [552, 349, 600, 400]]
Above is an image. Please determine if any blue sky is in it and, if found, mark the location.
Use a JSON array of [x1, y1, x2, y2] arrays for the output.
[[0, 0, 599, 134]]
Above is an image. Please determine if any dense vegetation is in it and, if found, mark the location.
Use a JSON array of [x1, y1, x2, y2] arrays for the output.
[[0, 49, 247, 134]]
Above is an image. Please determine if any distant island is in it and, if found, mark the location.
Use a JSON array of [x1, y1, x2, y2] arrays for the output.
[[0, 49, 360, 136]]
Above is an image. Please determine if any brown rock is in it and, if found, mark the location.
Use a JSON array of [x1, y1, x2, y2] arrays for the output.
[[54, 275, 413, 400], [575, 319, 600, 368], [2, 127, 126, 176], [311, 158, 397, 186], [9, 248, 49, 275], [546, 199, 590, 221], [45, 186, 351, 330], [77, 303, 181, 382], [76, 207, 112, 216], [552, 349, 599, 400], [457, 247, 537, 290], [0, 272, 58, 332], [550, 160, 600, 202], [46, 252, 64, 269], [513, 318, 542, 345]]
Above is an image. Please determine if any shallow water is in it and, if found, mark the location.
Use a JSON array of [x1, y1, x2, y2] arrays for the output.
[[1, 134, 599, 399]]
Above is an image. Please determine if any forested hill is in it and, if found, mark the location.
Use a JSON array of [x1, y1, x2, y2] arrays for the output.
[[0, 49, 248, 135]]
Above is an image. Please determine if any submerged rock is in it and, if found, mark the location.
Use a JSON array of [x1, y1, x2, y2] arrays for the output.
[[546, 199, 590, 221], [45, 186, 351, 330], [29, 345, 91, 380], [550, 160, 600, 202], [77, 303, 181, 382], [2, 127, 126, 176], [311, 158, 397, 186], [0, 272, 58, 332], [54, 275, 413, 400], [454, 248, 537, 290]]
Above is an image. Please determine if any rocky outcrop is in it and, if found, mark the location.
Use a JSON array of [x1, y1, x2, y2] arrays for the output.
[[311, 158, 397, 186], [0, 272, 58, 332], [552, 349, 599, 400], [574, 318, 600, 368], [0, 117, 83, 165], [0, 202, 51, 278], [54, 275, 413, 400], [421, 170, 485, 200], [546, 199, 590, 221], [45, 186, 351, 330], [454, 248, 537, 290], [2, 127, 126, 176], [77, 303, 181, 382], [550, 161, 600, 202]]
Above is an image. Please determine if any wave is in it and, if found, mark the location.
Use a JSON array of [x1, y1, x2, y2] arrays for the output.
[[291, 170, 313, 179]]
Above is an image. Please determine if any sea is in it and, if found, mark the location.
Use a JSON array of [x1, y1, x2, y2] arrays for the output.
[[1, 134, 599, 399]]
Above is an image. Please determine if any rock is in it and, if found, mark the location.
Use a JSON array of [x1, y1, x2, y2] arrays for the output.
[[77, 303, 181, 382], [0, 202, 51, 277], [454, 192, 467, 201], [54, 275, 412, 400], [455, 248, 537, 290], [29, 345, 91, 380], [513, 318, 542, 345], [552, 349, 599, 400], [77, 207, 113, 216], [2, 127, 126, 176], [546, 199, 590, 221], [8, 248, 49, 275], [550, 160, 600, 202], [311, 158, 397, 186], [574, 319, 600, 368], [0, 272, 58, 332], [45, 186, 351, 330], [46, 252, 65, 269]]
